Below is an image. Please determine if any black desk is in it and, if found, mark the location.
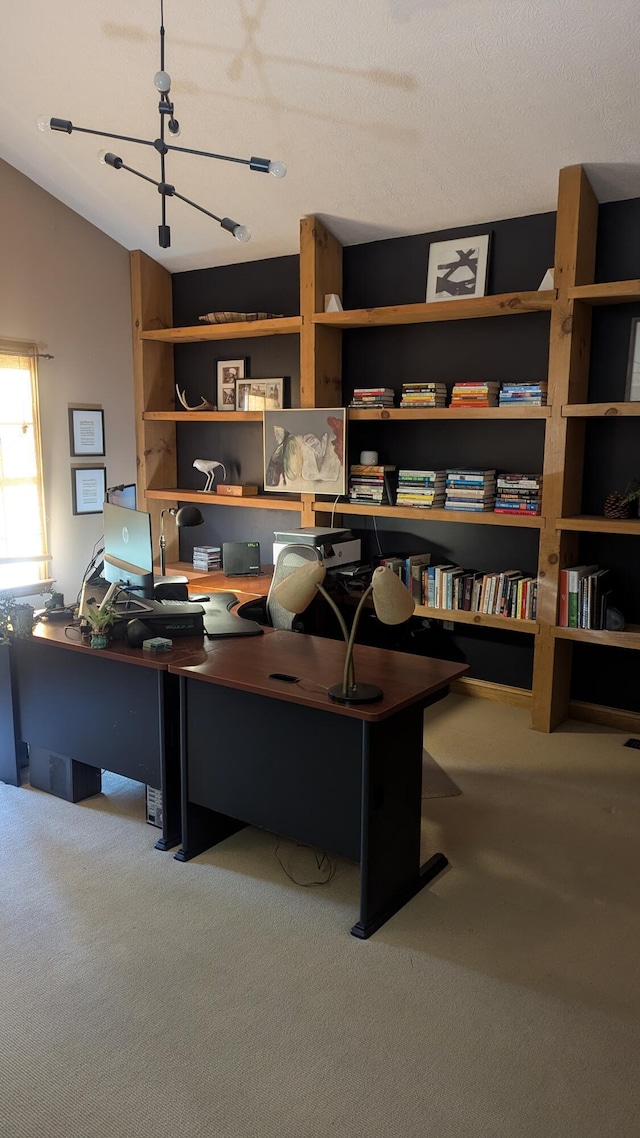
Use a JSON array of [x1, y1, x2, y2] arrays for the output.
[[170, 631, 468, 938], [11, 625, 209, 850]]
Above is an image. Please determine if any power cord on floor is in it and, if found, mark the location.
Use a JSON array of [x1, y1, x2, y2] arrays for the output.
[[274, 837, 338, 887]]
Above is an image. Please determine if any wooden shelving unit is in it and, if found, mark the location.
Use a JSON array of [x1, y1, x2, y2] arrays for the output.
[[131, 165, 639, 733]]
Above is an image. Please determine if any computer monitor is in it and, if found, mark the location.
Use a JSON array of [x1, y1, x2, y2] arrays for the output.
[[106, 483, 137, 510], [101, 501, 154, 610]]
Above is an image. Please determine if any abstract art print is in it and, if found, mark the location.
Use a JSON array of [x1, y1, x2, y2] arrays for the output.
[[263, 408, 346, 495], [426, 234, 490, 302]]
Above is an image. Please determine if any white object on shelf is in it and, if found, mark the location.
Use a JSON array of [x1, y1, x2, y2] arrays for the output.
[[538, 268, 554, 290], [324, 293, 343, 312]]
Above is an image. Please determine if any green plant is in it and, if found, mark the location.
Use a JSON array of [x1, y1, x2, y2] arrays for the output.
[[0, 592, 16, 644], [83, 602, 116, 633]]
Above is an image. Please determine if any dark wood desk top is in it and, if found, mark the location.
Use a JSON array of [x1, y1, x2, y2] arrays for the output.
[[169, 630, 468, 722], [175, 564, 273, 601], [25, 622, 210, 671]]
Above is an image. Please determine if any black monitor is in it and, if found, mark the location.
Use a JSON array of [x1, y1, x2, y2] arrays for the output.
[[102, 501, 154, 609]]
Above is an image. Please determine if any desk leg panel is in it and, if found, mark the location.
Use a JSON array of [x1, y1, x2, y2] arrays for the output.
[[154, 671, 181, 852], [353, 705, 447, 939], [175, 679, 362, 862]]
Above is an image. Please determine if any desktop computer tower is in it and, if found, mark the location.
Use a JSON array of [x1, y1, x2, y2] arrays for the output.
[[145, 785, 163, 829], [29, 746, 102, 802]]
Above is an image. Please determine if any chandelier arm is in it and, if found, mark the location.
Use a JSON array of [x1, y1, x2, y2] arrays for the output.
[[170, 190, 224, 225], [70, 124, 157, 149], [162, 142, 251, 166], [118, 162, 166, 189]]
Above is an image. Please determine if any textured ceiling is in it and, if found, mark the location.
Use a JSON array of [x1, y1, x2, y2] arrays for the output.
[[4, 0, 640, 272]]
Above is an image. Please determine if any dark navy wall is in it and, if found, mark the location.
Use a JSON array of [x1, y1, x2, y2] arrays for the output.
[[170, 200, 640, 708]]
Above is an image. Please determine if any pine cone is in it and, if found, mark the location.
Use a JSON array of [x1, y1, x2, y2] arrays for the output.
[[603, 492, 631, 520]]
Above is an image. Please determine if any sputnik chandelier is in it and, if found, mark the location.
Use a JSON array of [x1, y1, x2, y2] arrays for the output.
[[37, 0, 286, 249]]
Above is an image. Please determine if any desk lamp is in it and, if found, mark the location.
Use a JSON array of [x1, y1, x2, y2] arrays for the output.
[[159, 505, 204, 576], [275, 563, 415, 704]]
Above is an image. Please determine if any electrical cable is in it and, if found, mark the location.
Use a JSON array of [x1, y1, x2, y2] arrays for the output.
[[371, 514, 383, 556], [330, 494, 342, 528], [274, 837, 338, 887]]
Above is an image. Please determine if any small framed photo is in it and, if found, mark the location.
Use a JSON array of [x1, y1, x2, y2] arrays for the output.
[[69, 407, 105, 456], [72, 466, 106, 515], [216, 358, 247, 410], [236, 378, 284, 412], [625, 317, 640, 401], [426, 234, 491, 302]]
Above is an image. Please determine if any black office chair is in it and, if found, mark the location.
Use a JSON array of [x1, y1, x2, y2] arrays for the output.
[[237, 543, 323, 631]]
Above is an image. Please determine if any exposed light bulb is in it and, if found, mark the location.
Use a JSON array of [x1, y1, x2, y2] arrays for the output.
[[97, 149, 109, 164], [154, 70, 171, 93], [268, 160, 287, 179], [36, 116, 51, 132], [233, 224, 251, 243]]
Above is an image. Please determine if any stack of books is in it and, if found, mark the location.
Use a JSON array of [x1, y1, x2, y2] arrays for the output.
[[400, 383, 447, 408], [558, 564, 610, 629], [349, 387, 395, 408], [421, 565, 537, 620], [192, 545, 222, 572], [348, 464, 396, 505], [445, 469, 496, 511], [396, 469, 446, 509], [450, 381, 500, 407], [499, 382, 548, 406], [494, 473, 542, 515]]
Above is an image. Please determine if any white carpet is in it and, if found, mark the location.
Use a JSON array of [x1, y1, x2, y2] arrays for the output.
[[1, 695, 639, 1138]]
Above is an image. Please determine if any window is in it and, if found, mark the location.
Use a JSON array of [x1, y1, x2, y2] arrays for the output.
[[0, 342, 50, 592]]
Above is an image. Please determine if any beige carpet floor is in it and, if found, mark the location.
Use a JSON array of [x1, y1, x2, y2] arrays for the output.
[[1, 695, 639, 1138]]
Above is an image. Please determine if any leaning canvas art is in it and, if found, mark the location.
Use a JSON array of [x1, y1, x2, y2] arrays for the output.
[[263, 408, 346, 495]]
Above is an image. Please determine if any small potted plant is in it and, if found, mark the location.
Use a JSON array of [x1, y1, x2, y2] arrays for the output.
[[603, 479, 640, 520], [83, 602, 116, 648]]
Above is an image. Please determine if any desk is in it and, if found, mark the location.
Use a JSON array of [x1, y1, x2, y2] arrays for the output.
[[11, 624, 210, 850], [170, 632, 468, 938]]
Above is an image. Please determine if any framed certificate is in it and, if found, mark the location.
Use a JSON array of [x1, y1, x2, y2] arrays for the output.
[[69, 407, 105, 456], [72, 466, 106, 515]]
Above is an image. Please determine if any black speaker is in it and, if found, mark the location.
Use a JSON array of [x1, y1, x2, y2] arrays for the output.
[[222, 541, 261, 576]]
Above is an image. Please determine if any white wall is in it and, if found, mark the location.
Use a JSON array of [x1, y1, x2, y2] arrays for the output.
[[0, 158, 135, 603]]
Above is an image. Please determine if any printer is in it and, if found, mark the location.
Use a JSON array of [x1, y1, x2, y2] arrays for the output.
[[273, 526, 361, 569]]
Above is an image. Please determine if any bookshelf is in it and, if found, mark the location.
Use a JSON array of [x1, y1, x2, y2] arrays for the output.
[[131, 165, 639, 734]]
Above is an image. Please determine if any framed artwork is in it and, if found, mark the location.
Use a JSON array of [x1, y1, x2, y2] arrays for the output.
[[263, 408, 346, 495], [69, 407, 105, 456], [625, 317, 640, 401], [426, 234, 491, 302], [72, 466, 106, 515], [216, 358, 246, 410], [236, 378, 284, 412]]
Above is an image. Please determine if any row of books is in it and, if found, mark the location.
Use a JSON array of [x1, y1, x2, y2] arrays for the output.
[[350, 383, 548, 409], [417, 564, 538, 621], [494, 474, 542, 516], [558, 564, 611, 629], [396, 469, 445, 508], [192, 545, 222, 571]]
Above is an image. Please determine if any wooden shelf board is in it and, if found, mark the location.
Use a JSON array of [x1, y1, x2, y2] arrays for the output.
[[568, 280, 640, 305], [556, 515, 640, 535], [312, 291, 555, 328], [145, 488, 302, 510], [563, 403, 640, 417], [416, 605, 538, 633], [348, 406, 550, 421], [321, 502, 545, 527], [555, 625, 640, 650], [139, 316, 302, 343], [143, 410, 263, 422]]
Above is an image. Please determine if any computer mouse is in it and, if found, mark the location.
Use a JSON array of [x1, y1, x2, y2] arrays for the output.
[[125, 619, 154, 649]]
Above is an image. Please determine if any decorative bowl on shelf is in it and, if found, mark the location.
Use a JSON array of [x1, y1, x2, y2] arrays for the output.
[[198, 311, 284, 324]]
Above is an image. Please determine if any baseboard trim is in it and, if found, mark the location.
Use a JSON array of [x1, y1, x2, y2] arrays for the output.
[[568, 700, 640, 733], [451, 676, 532, 708]]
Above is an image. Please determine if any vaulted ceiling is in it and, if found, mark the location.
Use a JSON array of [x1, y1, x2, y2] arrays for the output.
[[4, 0, 640, 271]]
